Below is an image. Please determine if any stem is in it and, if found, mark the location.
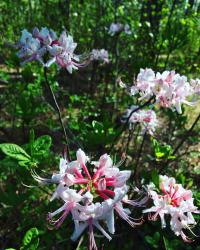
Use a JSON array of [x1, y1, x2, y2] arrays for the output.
[[43, 67, 70, 160], [173, 112, 200, 155], [125, 124, 136, 154], [159, 112, 200, 173], [134, 132, 147, 187], [154, 0, 177, 68]]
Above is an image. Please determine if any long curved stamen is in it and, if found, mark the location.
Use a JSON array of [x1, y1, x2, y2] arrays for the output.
[[89, 219, 98, 250], [31, 170, 55, 184], [48, 202, 74, 229], [115, 205, 143, 227]]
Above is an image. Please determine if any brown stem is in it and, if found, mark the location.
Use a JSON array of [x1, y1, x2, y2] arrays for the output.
[[173, 112, 200, 155], [159, 112, 200, 173]]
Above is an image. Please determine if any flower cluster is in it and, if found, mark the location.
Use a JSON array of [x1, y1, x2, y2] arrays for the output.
[[190, 78, 200, 95], [143, 175, 199, 242], [15, 27, 87, 73], [90, 49, 109, 64], [121, 68, 198, 114], [108, 23, 131, 36], [123, 106, 158, 135], [33, 149, 145, 249]]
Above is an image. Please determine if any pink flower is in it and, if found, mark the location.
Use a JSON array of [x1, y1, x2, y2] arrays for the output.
[[143, 175, 199, 242], [121, 68, 197, 114], [14, 28, 88, 73], [123, 106, 158, 134], [34, 149, 145, 249], [32, 27, 57, 45], [190, 78, 200, 95], [46, 31, 87, 73]]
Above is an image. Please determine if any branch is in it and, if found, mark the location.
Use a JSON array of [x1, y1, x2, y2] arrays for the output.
[[173, 112, 200, 155]]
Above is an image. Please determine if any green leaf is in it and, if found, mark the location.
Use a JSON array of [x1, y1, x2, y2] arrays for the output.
[[0, 143, 31, 162], [32, 135, 52, 153], [151, 169, 159, 188], [92, 120, 104, 134], [152, 139, 175, 160], [163, 236, 173, 250], [21, 228, 39, 250]]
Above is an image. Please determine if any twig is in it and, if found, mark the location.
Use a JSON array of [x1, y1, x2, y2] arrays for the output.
[[134, 132, 147, 187], [173, 112, 200, 155], [159, 112, 200, 173], [43, 67, 70, 160]]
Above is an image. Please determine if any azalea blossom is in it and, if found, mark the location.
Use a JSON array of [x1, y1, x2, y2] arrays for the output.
[[124, 24, 132, 34], [190, 78, 200, 95], [33, 149, 145, 249], [14, 27, 88, 73], [46, 31, 87, 73], [108, 23, 131, 36], [90, 49, 109, 63], [120, 68, 196, 114], [123, 106, 158, 135], [143, 175, 199, 242], [15, 29, 46, 65], [108, 23, 124, 36]]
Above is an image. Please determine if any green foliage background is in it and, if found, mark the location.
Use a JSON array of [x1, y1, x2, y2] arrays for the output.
[[0, 0, 200, 249]]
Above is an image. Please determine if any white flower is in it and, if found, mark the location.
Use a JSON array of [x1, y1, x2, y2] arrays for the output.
[[190, 78, 200, 95], [15, 28, 88, 72], [91, 49, 109, 63], [126, 69, 196, 114], [108, 23, 124, 36], [15, 29, 45, 65], [124, 24, 131, 34], [123, 106, 158, 134], [108, 23, 131, 36], [35, 149, 145, 249], [136, 68, 156, 99], [143, 175, 199, 242], [46, 31, 83, 73]]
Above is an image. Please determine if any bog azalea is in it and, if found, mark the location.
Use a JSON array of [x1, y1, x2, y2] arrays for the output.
[[33, 149, 145, 249], [143, 175, 199, 242]]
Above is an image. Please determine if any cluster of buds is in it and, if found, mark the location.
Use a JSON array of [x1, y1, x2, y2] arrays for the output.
[[123, 106, 158, 135], [14, 27, 87, 73], [108, 23, 131, 36], [120, 68, 200, 114], [143, 175, 199, 242], [33, 149, 146, 249], [90, 49, 109, 64]]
